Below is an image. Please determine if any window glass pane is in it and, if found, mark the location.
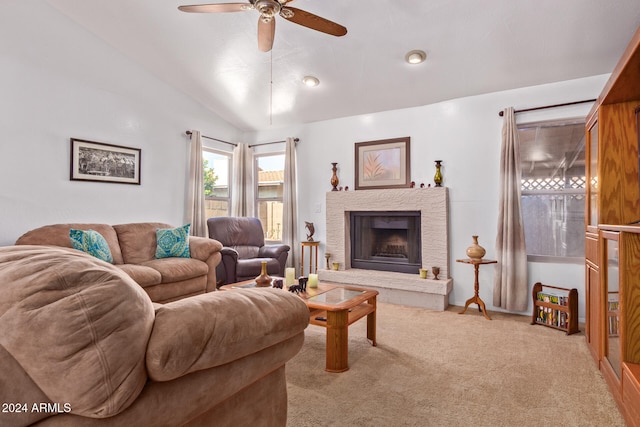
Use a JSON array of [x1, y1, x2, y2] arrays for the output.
[[519, 120, 585, 260], [256, 154, 285, 240], [203, 149, 230, 217], [257, 200, 283, 241], [521, 193, 585, 257]]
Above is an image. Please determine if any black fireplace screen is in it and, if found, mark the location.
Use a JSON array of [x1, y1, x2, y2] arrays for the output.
[[350, 211, 421, 274]]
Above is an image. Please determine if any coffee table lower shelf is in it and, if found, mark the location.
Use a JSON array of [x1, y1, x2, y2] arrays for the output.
[[308, 300, 377, 373]]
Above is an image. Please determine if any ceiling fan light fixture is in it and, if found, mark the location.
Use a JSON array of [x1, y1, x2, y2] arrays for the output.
[[405, 50, 426, 65], [279, 8, 294, 19], [302, 76, 320, 87], [254, 0, 281, 17]]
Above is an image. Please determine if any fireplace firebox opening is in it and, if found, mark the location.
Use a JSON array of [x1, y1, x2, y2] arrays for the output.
[[350, 211, 421, 274]]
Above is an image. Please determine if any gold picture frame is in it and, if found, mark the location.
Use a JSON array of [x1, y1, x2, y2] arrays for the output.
[[354, 137, 410, 190]]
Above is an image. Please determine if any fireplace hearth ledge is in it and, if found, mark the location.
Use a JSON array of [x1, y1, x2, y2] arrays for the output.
[[318, 268, 453, 311]]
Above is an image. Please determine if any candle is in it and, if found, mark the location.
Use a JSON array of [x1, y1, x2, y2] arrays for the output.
[[308, 273, 318, 288], [285, 268, 296, 286]]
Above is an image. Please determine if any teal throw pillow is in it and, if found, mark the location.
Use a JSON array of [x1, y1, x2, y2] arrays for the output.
[[155, 224, 191, 259], [69, 229, 114, 263]]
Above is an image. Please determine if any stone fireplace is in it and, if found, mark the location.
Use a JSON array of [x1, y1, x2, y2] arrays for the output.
[[318, 187, 452, 310]]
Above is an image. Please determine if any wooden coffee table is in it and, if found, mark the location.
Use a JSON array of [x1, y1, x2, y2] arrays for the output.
[[221, 281, 378, 373]]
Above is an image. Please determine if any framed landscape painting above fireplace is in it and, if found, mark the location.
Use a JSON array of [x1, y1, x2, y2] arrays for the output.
[[355, 137, 410, 190]]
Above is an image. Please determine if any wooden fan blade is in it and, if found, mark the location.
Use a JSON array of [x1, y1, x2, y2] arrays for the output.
[[178, 3, 249, 13], [281, 7, 347, 37], [258, 18, 275, 52]]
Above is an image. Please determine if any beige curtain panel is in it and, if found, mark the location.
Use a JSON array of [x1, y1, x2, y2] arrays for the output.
[[231, 143, 254, 217], [493, 107, 528, 311], [282, 137, 298, 268], [186, 130, 207, 237]]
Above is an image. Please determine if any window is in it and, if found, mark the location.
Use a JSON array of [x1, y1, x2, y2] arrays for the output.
[[255, 153, 285, 242], [519, 119, 586, 262], [203, 148, 231, 218]]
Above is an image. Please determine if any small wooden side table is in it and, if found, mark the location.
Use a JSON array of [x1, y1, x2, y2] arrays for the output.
[[456, 258, 497, 320], [301, 241, 320, 277]]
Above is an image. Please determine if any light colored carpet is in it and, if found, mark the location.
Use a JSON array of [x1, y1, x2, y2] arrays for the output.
[[286, 303, 625, 427]]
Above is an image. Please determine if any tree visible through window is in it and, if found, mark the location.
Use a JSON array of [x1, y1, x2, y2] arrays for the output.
[[519, 119, 586, 261], [203, 159, 218, 196], [203, 149, 231, 218]]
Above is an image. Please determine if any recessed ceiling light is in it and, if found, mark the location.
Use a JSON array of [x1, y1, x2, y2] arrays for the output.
[[405, 50, 426, 65], [302, 76, 320, 87]]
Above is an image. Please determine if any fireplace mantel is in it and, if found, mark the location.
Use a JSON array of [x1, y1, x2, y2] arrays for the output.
[[319, 187, 453, 310]]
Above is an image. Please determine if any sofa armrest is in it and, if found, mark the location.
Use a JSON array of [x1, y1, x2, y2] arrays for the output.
[[221, 246, 239, 261], [146, 288, 309, 382], [258, 244, 290, 259], [189, 236, 222, 261], [217, 247, 239, 284], [259, 244, 290, 276], [189, 237, 223, 292]]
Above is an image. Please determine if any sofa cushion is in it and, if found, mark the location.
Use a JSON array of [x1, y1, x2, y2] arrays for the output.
[[146, 288, 309, 381], [143, 277, 207, 304], [0, 245, 154, 418], [117, 264, 162, 287], [141, 258, 207, 283], [69, 229, 114, 263], [15, 223, 124, 264], [155, 224, 191, 259], [113, 222, 173, 264]]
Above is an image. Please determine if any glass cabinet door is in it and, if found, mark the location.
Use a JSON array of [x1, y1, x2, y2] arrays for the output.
[[587, 119, 599, 228], [603, 231, 621, 379]]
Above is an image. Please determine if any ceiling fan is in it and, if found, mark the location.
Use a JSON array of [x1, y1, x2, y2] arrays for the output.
[[178, 0, 347, 52]]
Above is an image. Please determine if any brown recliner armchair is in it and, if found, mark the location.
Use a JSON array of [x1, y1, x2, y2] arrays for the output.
[[207, 217, 290, 285]]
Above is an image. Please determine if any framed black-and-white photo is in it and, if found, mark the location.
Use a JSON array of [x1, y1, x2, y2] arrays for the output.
[[70, 138, 141, 185]]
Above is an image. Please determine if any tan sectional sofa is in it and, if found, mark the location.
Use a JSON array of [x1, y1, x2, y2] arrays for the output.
[[15, 222, 223, 303], [0, 245, 309, 426]]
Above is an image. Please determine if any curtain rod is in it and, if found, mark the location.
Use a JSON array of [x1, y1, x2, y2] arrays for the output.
[[498, 99, 597, 117], [248, 138, 299, 148], [185, 131, 236, 146], [185, 131, 299, 147]]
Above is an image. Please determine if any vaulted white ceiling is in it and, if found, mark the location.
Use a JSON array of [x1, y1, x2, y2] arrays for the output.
[[46, 0, 640, 131]]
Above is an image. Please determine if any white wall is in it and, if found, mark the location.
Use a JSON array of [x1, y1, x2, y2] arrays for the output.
[[244, 74, 610, 320], [0, 1, 240, 245]]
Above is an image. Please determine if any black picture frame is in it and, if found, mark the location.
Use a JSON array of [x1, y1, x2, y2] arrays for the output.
[[70, 138, 141, 185]]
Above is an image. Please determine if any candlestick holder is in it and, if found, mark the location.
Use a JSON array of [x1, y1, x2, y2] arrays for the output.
[[324, 253, 331, 269]]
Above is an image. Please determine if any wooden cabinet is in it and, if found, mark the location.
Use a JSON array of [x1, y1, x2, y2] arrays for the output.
[[585, 115, 599, 232], [599, 226, 640, 426], [585, 25, 640, 427], [600, 231, 622, 401], [585, 233, 601, 362]]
